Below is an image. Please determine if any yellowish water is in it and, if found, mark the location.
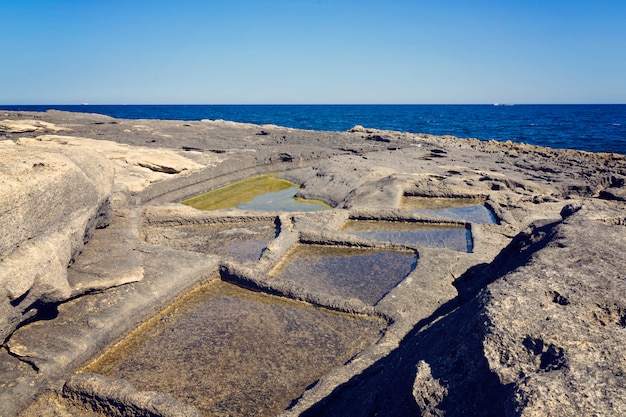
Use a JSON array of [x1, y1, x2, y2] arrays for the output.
[[181, 174, 291, 210], [180, 174, 330, 211]]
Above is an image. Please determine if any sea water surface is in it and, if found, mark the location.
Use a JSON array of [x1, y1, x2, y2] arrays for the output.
[[2, 104, 625, 154]]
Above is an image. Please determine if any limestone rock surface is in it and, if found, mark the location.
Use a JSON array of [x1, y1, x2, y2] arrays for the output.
[[482, 201, 626, 417], [0, 110, 624, 417], [0, 140, 113, 344], [62, 373, 203, 417], [27, 135, 208, 192], [0, 119, 70, 134]]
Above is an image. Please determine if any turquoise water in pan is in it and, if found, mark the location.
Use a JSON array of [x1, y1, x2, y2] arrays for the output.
[[237, 186, 328, 212]]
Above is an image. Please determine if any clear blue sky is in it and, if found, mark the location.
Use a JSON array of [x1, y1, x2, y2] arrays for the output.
[[2, 0, 625, 104]]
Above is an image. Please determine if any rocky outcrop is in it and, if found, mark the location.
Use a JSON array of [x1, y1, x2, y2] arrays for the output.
[[0, 140, 113, 344], [30, 135, 207, 192], [62, 373, 203, 417], [0, 111, 624, 417], [296, 202, 625, 417], [481, 201, 626, 417], [0, 119, 70, 134]]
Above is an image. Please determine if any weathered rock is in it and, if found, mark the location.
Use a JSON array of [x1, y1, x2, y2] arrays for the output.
[[62, 373, 203, 417], [297, 202, 625, 417], [600, 186, 626, 201], [482, 201, 626, 417], [30, 135, 207, 192], [67, 208, 144, 295], [0, 140, 113, 344], [0, 110, 623, 417], [0, 119, 70, 133], [412, 361, 448, 417]]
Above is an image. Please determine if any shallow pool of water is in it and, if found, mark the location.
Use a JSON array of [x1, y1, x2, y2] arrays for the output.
[[270, 245, 417, 304], [401, 197, 497, 224], [237, 186, 329, 212], [180, 174, 330, 212], [343, 220, 473, 253], [82, 280, 383, 417]]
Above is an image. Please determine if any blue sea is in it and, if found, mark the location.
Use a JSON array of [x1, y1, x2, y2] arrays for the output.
[[2, 104, 625, 155]]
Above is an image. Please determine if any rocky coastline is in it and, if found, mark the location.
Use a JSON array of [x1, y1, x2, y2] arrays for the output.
[[1, 110, 625, 416]]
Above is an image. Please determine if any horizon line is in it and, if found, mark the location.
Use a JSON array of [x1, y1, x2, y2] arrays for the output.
[[2, 103, 625, 106]]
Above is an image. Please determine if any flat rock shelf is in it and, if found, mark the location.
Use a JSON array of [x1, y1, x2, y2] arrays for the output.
[[1, 112, 624, 417], [142, 218, 278, 262]]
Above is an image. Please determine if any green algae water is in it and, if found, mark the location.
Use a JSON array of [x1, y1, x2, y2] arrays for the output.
[[180, 174, 330, 212]]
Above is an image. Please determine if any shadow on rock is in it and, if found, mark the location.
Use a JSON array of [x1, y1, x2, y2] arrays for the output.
[[300, 219, 563, 417], [299, 296, 516, 416], [454, 218, 561, 304]]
